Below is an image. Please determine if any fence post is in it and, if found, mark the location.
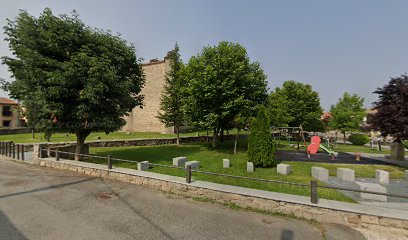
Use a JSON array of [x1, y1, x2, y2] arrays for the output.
[[12, 144, 16, 159], [311, 180, 318, 204], [107, 155, 112, 169], [21, 145, 25, 161], [5, 142, 8, 156], [8, 142, 13, 157], [55, 149, 59, 161], [0, 141, 3, 155], [16, 144, 20, 160], [186, 164, 192, 183]]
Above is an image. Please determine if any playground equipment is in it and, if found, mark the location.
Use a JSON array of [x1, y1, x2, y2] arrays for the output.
[[271, 126, 307, 151], [307, 135, 338, 159]]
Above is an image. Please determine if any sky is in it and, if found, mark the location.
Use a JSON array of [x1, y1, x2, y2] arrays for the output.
[[0, 0, 407, 110]]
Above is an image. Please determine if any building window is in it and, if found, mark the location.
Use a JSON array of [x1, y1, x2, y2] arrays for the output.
[[3, 120, 10, 127], [2, 106, 11, 116]]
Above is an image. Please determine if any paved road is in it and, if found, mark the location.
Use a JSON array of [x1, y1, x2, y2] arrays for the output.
[[0, 160, 366, 240]]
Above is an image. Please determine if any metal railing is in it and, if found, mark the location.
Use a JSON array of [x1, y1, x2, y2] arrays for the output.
[[0, 141, 25, 160], [32, 147, 408, 205]]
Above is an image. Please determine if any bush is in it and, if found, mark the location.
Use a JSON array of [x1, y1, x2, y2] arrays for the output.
[[348, 133, 370, 146], [247, 106, 276, 167], [404, 140, 408, 149]]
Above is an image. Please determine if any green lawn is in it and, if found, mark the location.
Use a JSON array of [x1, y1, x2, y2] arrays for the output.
[[86, 140, 406, 203], [0, 131, 208, 143], [0, 131, 391, 155]]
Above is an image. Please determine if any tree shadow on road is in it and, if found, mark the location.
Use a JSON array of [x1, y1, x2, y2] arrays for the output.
[[0, 209, 28, 240], [0, 178, 94, 200]]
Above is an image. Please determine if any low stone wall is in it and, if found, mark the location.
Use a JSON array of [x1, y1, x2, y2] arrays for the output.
[[22, 135, 241, 151], [33, 158, 408, 239], [0, 127, 31, 135]]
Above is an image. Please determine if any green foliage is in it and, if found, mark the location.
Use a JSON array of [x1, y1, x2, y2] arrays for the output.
[[370, 75, 408, 142], [247, 106, 276, 167], [1, 9, 144, 149], [403, 140, 408, 150], [157, 43, 184, 143], [329, 92, 365, 134], [268, 81, 323, 130], [348, 133, 370, 146], [183, 42, 268, 146]]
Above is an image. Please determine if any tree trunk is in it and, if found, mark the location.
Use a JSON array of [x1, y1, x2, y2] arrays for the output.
[[234, 129, 240, 154], [75, 130, 90, 161], [212, 128, 218, 148], [32, 129, 35, 139], [390, 139, 405, 160], [220, 128, 224, 143], [343, 132, 346, 144], [176, 125, 180, 145]]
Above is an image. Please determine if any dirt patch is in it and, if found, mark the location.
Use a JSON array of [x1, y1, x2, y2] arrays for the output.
[[96, 192, 115, 200], [3, 179, 27, 187]]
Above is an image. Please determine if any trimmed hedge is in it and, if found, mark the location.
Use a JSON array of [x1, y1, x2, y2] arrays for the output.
[[248, 106, 276, 167], [348, 133, 370, 146]]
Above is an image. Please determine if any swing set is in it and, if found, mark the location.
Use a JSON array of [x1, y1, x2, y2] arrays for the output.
[[271, 126, 338, 159]]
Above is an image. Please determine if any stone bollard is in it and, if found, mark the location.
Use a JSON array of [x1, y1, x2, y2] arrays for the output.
[[336, 168, 355, 182], [185, 161, 200, 170], [223, 159, 230, 168], [137, 161, 150, 171], [173, 157, 187, 167], [277, 163, 292, 175], [247, 162, 254, 172], [376, 170, 389, 185], [311, 167, 329, 181]]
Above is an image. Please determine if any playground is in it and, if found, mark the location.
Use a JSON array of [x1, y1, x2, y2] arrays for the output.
[[271, 126, 393, 165]]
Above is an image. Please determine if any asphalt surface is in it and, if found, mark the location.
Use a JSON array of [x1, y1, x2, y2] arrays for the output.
[[0, 159, 366, 240]]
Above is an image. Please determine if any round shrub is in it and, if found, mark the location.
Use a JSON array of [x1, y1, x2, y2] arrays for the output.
[[348, 133, 370, 146]]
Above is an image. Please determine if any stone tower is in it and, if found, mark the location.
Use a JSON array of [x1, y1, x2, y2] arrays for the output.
[[122, 53, 175, 133]]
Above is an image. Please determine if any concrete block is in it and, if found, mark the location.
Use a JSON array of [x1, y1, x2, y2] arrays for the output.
[[336, 168, 355, 182], [311, 167, 329, 181], [375, 170, 389, 185], [356, 181, 387, 201], [277, 163, 292, 175], [185, 161, 200, 170], [247, 162, 254, 172], [173, 157, 187, 167], [137, 161, 149, 171], [223, 159, 230, 168]]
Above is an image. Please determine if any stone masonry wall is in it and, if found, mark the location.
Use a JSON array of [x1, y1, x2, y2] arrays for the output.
[[122, 57, 174, 134], [35, 158, 408, 239]]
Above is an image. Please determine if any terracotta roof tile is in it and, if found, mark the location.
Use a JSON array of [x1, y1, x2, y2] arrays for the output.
[[0, 97, 18, 105]]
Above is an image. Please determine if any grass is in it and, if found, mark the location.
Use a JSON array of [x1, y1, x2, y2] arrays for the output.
[[85, 140, 406, 203], [0, 130, 389, 155], [0, 131, 209, 143]]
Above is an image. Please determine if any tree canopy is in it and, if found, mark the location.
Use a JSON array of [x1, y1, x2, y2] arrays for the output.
[[157, 43, 184, 145], [329, 92, 365, 139], [370, 75, 408, 142], [1, 9, 145, 158], [183, 41, 268, 147], [268, 80, 323, 131]]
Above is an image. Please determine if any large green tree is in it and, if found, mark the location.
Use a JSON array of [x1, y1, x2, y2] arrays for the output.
[[183, 42, 268, 147], [329, 92, 365, 143], [157, 43, 184, 145], [268, 80, 323, 130], [2, 9, 145, 159]]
